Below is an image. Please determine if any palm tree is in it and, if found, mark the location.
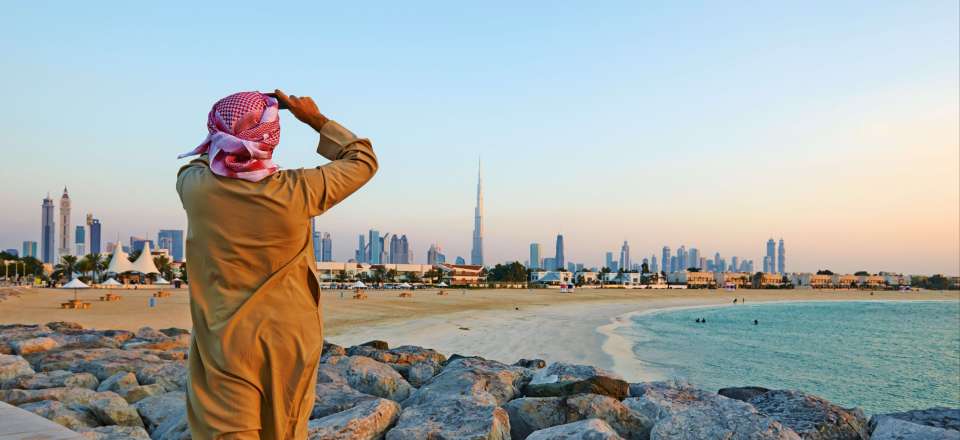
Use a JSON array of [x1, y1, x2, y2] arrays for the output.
[[154, 255, 173, 280], [386, 269, 398, 283], [76, 255, 95, 282], [52, 255, 80, 284]]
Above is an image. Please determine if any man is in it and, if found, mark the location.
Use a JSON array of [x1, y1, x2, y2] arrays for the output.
[[177, 90, 377, 439]]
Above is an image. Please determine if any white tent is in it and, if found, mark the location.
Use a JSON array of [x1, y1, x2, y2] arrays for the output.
[[102, 278, 122, 287], [154, 277, 171, 285], [106, 241, 133, 274], [436, 282, 448, 287], [351, 281, 367, 289], [62, 278, 90, 289], [130, 241, 160, 275], [399, 282, 412, 288]]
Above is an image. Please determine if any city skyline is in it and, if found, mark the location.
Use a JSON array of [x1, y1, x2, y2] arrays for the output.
[[1, 3, 957, 274]]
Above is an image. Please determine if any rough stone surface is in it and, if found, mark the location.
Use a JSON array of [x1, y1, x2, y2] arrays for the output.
[[527, 418, 626, 440], [505, 394, 651, 440], [324, 355, 414, 402], [525, 376, 629, 400], [313, 381, 378, 419], [124, 383, 167, 403], [404, 357, 532, 408], [12, 336, 60, 355], [530, 362, 623, 385], [136, 361, 188, 392], [514, 358, 547, 369], [97, 371, 140, 396], [871, 407, 960, 432], [28, 347, 164, 380], [870, 416, 960, 440], [88, 391, 145, 427], [387, 397, 511, 440], [0, 386, 98, 406], [749, 389, 869, 440], [79, 425, 152, 439], [307, 397, 400, 440], [133, 391, 186, 435], [718, 386, 771, 402], [347, 344, 447, 387], [18, 399, 99, 430], [0, 353, 35, 382], [4, 369, 98, 390]]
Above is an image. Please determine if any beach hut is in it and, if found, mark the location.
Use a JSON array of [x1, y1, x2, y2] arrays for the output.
[[60, 278, 91, 309]]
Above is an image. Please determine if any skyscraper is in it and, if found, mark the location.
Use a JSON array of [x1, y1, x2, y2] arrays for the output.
[[41, 194, 55, 264], [58, 188, 71, 258], [158, 229, 185, 262], [356, 234, 367, 263], [731, 256, 739, 273], [310, 218, 322, 262], [651, 255, 658, 273], [554, 234, 565, 270], [89, 218, 101, 255], [427, 243, 445, 265], [605, 252, 615, 270], [765, 238, 776, 273], [777, 239, 786, 274], [74, 225, 85, 256], [321, 233, 333, 262], [22, 241, 38, 259], [368, 230, 382, 264], [529, 243, 541, 270], [676, 246, 687, 271], [661, 246, 671, 273], [470, 159, 484, 266], [689, 248, 700, 269], [619, 241, 631, 272]]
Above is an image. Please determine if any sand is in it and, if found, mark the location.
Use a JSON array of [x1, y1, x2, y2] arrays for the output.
[[1, 286, 956, 380]]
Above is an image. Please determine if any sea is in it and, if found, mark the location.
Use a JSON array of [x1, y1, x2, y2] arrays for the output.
[[618, 300, 960, 414]]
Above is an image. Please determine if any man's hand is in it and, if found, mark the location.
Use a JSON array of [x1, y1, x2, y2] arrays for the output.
[[269, 89, 329, 132]]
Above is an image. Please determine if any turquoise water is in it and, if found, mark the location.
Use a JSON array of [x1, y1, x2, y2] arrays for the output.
[[622, 301, 960, 414]]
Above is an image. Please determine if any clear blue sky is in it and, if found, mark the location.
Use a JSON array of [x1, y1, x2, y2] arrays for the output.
[[2, 1, 958, 274]]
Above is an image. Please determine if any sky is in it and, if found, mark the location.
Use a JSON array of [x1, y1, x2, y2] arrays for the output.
[[1, 1, 958, 274]]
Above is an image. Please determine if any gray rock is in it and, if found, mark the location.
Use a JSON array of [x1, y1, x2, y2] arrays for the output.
[[403, 357, 531, 408], [504, 394, 651, 440], [135, 327, 167, 340], [124, 383, 167, 403], [749, 389, 868, 440], [324, 355, 414, 402], [527, 418, 626, 440], [870, 416, 960, 440], [505, 397, 567, 439], [29, 348, 164, 380], [624, 381, 799, 440], [719, 386, 771, 402], [871, 407, 960, 432], [514, 359, 547, 369], [307, 398, 400, 440], [97, 371, 140, 396], [79, 425, 152, 439], [5, 369, 99, 390], [133, 391, 186, 435], [88, 391, 145, 427], [386, 396, 511, 440], [322, 340, 347, 361], [530, 362, 623, 385], [12, 336, 60, 355], [19, 399, 99, 430], [525, 376, 630, 400], [136, 361, 188, 392], [313, 381, 378, 419], [0, 353, 35, 382], [0, 386, 99, 407], [347, 344, 447, 387]]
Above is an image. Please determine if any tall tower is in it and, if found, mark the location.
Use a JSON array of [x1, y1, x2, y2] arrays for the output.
[[661, 246, 671, 274], [777, 238, 786, 274], [619, 241, 631, 272], [765, 238, 776, 273], [41, 194, 55, 264], [529, 243, 541, 270], [554, 234, 565, 270], [58, 187, 72, 258], [470, 159, 484, 266]]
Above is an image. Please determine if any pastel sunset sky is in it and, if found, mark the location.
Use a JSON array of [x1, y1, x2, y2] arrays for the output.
[[2, 2, 957, 274]]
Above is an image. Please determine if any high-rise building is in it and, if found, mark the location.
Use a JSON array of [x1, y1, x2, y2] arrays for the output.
[[368, 230, 382, 264], [74, 225, 85, 255], [130, 237, 154, 253], [58, 187, 71, 258], [651, 255, 659, 273], [676, 246, 687, 271], [387, 234, 411, 264], [605, 252, 615, 270], [427, 243, 446, 265], [777, 238, 786, 274], [731, 256, 739, 272], [158, 229, 185, 262], [529, 243, 541, 270], [765, 238, 776, 273], [321, 233, 333, 262], [89, 218, 101, 256], [689, 248, 700, 269], [555, 234, 565, 270], [455, 256, 466, 265], [4, 249, 18, 257], [661, 246, 671, 273], [22, 241, 38, 259], [669, 256, 677, 273], [619, 241, 631, 272], [356, 234, 367, 263], [542, 257, 556, 271], [41, 194, 55, 264], [310, 218, 322, 262], [470, 159, 484, 266]]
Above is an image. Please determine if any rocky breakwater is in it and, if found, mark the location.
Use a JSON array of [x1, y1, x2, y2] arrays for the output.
[[2, 323, 958, 440]]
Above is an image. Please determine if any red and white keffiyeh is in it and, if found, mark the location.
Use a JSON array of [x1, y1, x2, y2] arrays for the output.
[[179, 91, 281, 182]]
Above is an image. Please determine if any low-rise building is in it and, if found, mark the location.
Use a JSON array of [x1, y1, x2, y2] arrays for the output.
[[669, 271, 717, 288], [439, 264, 485, 286], [716, 272, 751, 289], [530, 270, 574, 286]]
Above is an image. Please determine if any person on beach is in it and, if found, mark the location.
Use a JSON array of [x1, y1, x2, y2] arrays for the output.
[[177, 90, 377, 439]]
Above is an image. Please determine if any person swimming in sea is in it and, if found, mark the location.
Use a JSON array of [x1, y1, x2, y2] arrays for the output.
[[754, 319, 759, 325]]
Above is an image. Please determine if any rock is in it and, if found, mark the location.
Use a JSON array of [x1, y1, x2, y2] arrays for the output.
[[28, 348, 164, 380], [624, 381, 800, 440], [18, 399, 99, 430], [525, 376, 630, 400], [527, 418, 626, 440], [870, 416, 960, 440], [0, 354, 35, 382], [46, 321, 84, 332], [749, 389, 869, 440], [324, 355, 413, 402], [871, 407, 960, 432], [322, 340, 347, 361], [313, 381, 378, 419], [124, 383, 167, 403], [158, 328, 190, 338], [360, 340, 390, 350], [347, 344, 447, 387], [133, 391, 186, 435], [88, 391, 145, 427], [403, 357, 532, 408], [387, 396, 511, 440], [718, 386, 771, 402], [135, 327, 167, 340], [505, 394, 651, 440], [514, 359, 547, 369], [97, 371, 140, 396], [12, 336, 60, 355], [79, 425, 152, 439], [307, 398, 400, 440], [136, 361, 188, 392], [530, 362, 623, 385], [4, 369, 99, 390], [0, 386, 100, 406]]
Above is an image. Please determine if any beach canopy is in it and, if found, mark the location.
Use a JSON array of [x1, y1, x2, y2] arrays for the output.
[[352, 281, 367, 289], [155, 277, 171, 285], [436, 282, 448, 287], [62, 278, 90, 289], [130, 242, 160, 274], [101, 278, 122, 287], [106, 241, 132, 274], [399, 282, 412, 288]]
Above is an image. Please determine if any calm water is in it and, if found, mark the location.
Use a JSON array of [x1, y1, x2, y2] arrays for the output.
[[622, 301, 960, 414]]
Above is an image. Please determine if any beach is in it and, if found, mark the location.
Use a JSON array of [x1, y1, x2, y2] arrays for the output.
[[1, 286, 956, 381]]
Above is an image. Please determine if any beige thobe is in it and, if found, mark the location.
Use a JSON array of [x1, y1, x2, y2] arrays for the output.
[[176, 120, 377, 439]]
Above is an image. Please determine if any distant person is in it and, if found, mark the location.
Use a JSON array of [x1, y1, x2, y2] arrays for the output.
[[733, 298, 738, 304], [754, 319, 759, 325], [177, 90, 377, 439]]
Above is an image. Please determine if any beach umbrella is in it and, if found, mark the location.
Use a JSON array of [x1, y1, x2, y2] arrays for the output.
[[61, 278, 90, 301], [399, 282, 412, 288], [352, 281, 367, 289], [155, 277, 171, 285], [437, 282, 448, 287], [102, 278, 122, 288]]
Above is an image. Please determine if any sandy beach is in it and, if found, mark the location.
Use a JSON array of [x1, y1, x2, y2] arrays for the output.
[[1, 287, 956, 380]]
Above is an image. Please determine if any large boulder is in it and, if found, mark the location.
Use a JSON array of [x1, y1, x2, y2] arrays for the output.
[[749, 389, 869, 440], [347, 344, 447, 387], [870, 407, 960, 432], [0, 386, 99, 407], [97, 371, 140, 397], [313, 381, 378, 419], [79, 425, 152, 439], [124, 383, 167, 404], [504, 394, 651, 440], [0, 354, 35, 382], [12, 336, 60, 355], [28, 348, 164, 380], [531, 362, 623, 385], [527, 418, 626, 440], [403, 357, 532, 408], [514, 359, 547, 369], [19, 399, 99, 430], [323, 355, 414, 402], [88, 391, 145, 427], [718, 386, 771, 402], [387, 396, 511, 440], [307, 397, 400, 440], [136, 361, 188, 392], [133, 391, 186, 435], [869, 415, 960, 440], [5, 369, 99, 390], [624, 381, 800, 440], [525, 376, 629, 400]]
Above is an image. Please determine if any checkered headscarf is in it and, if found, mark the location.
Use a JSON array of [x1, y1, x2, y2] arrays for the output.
[[178, 91, 281, 182]]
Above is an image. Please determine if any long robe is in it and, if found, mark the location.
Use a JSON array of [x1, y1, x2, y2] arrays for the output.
[[176, 120, 377, 439]]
